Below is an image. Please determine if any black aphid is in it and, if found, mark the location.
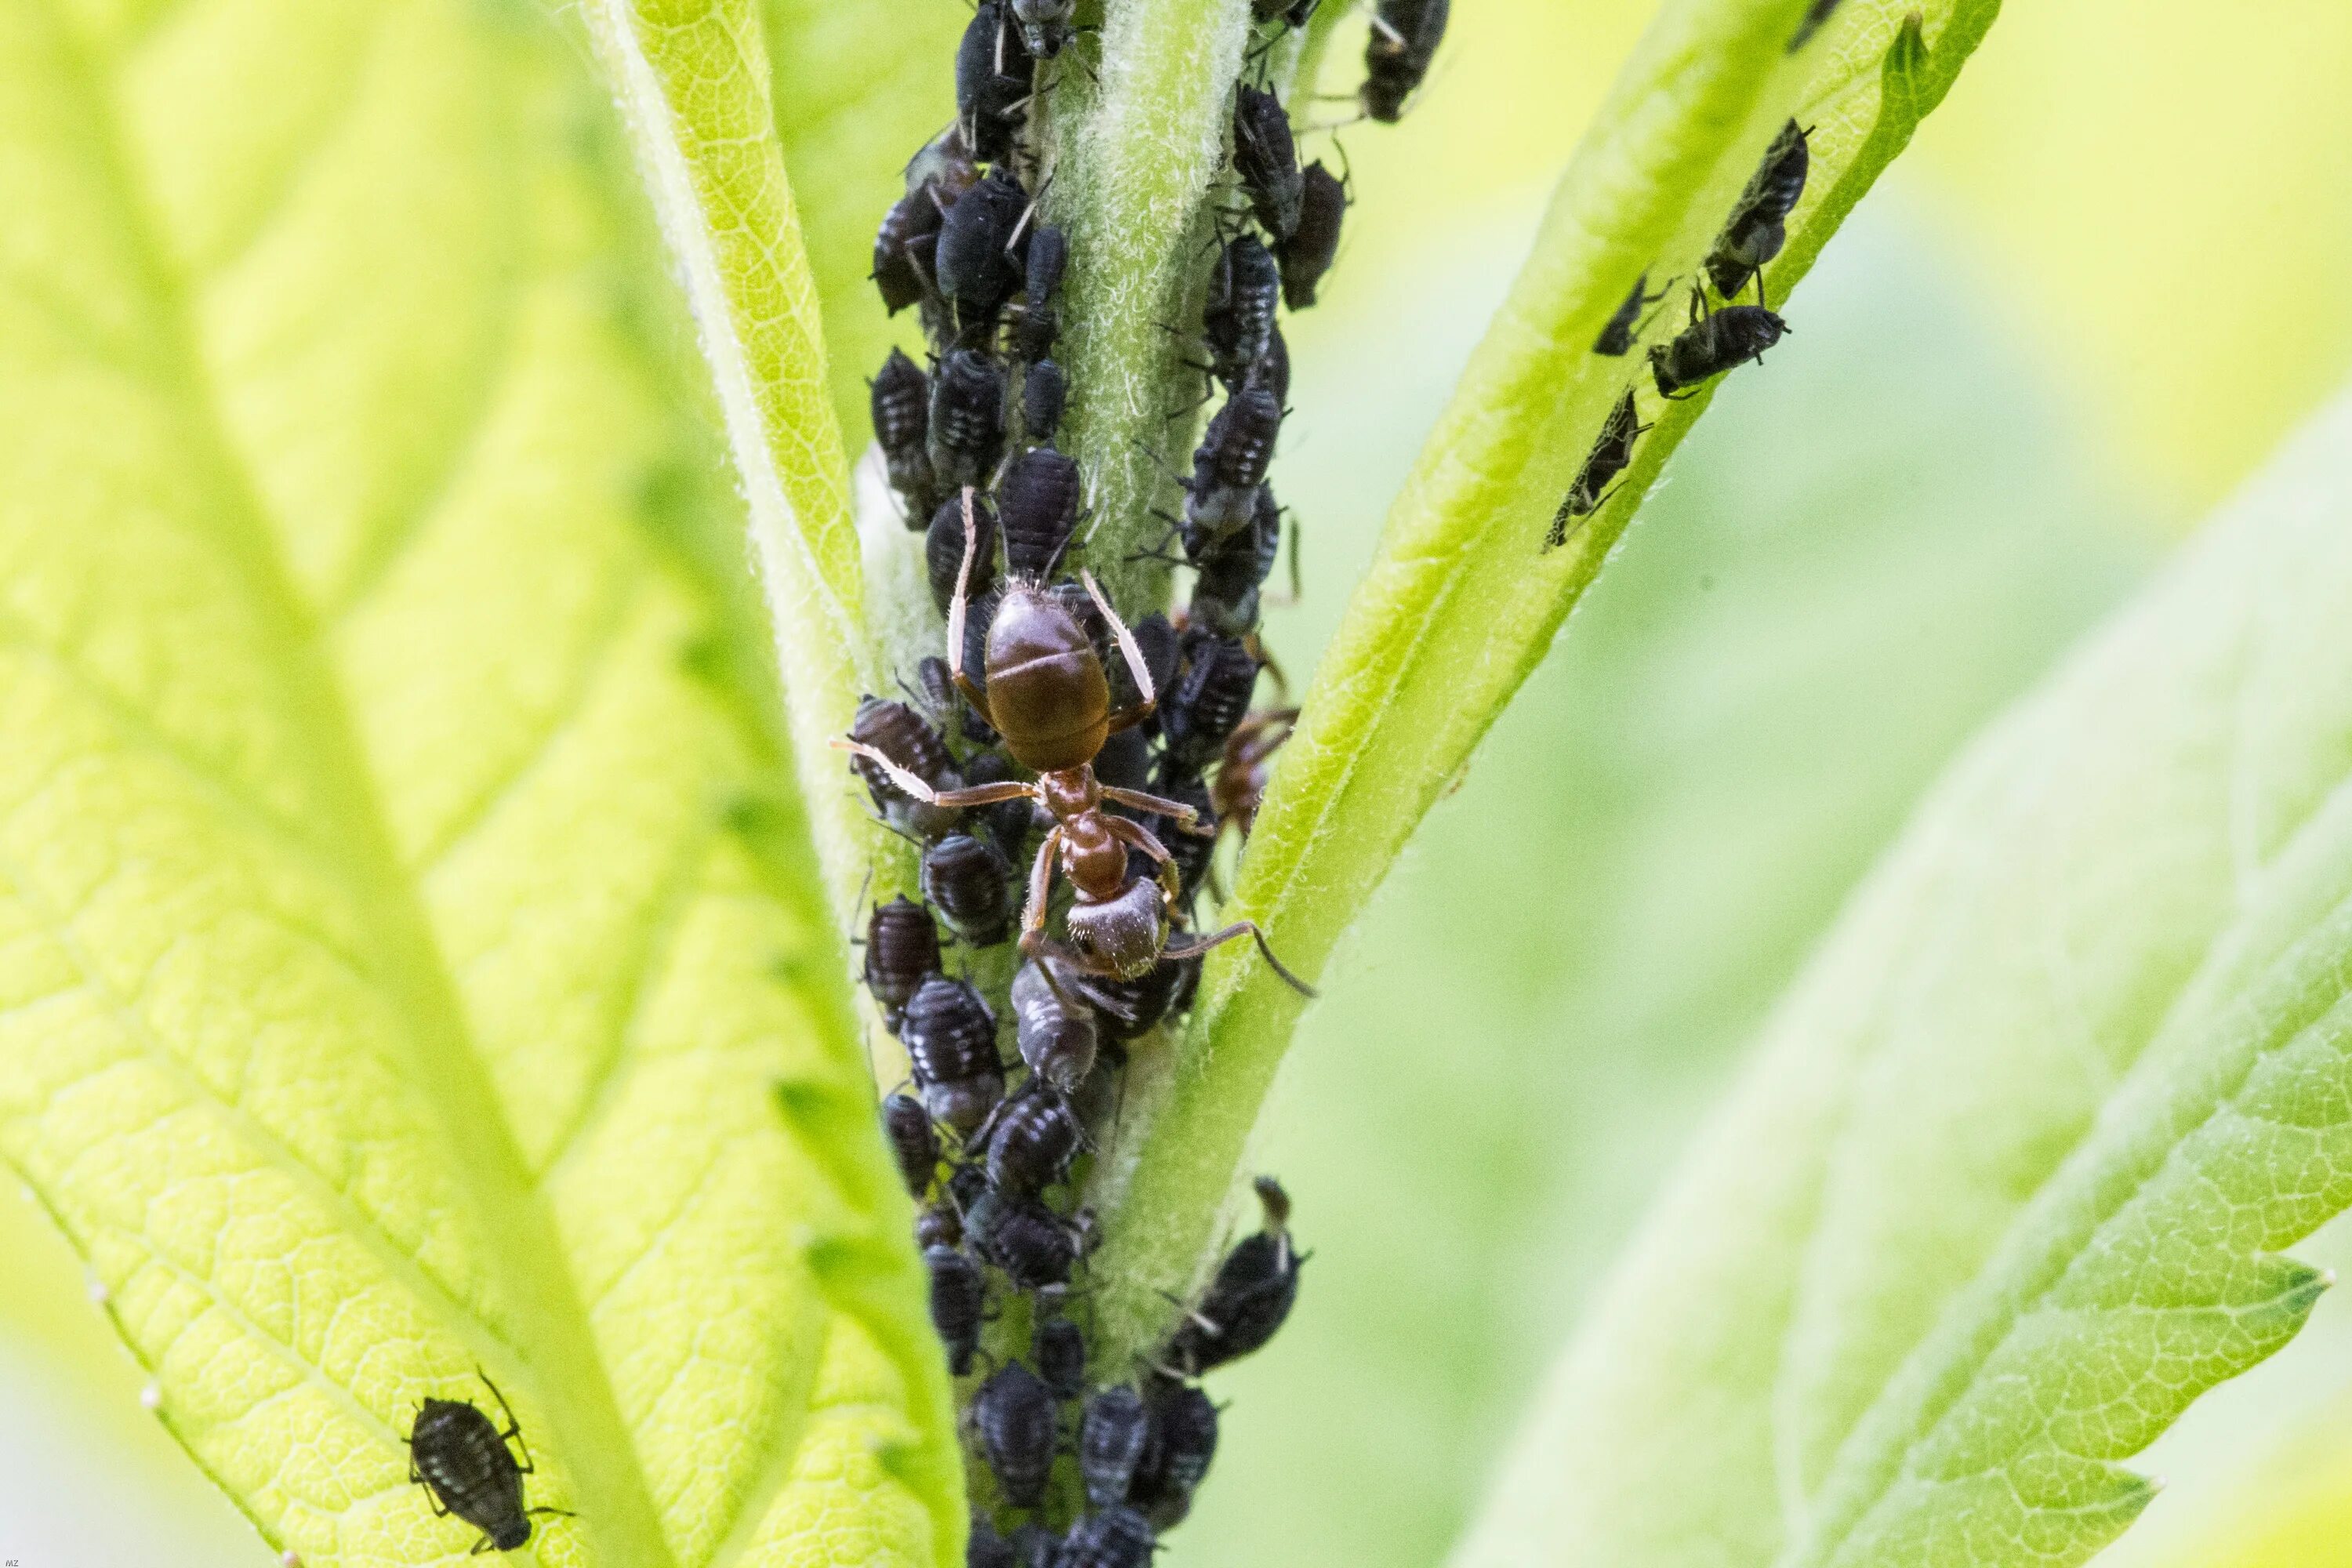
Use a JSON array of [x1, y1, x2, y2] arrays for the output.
[[1021, 358, 1066, 441], [1593, 271, 1668, 357], [929, 349, 1009, 490], [1162, 632, 1261, 773], [1280, 162, 1346, 310], [1232, 85, 1304, 241], [1011, 956, 1100, 1094], [1130, 614, 1182, 724], [1186, 387, 1283, 537], [1162, 1176, 1301, 1377], [974, 1361, 1060, 1508], [1130, 1381, 1218, 1527], [873, 191, 944, 316], [1648, 290, 1788, 398], [958, 748, 1036, 861], [1135, 770, 1216, 906], [1008, 1523, 1065, 1568], [938, 167, 1030, 333], [1188, 484, 1281, 636], [851, 696, 964, 840], [926, 1242, 986, 1375], [872, 349, 935, 511], [901, 975, 1004, 1132], [1706, 120, 1809, 301], [956, 2, 1034, 164], [981, 1083, 1085, 1196], [916, 1200, 963, 1251], [1788, 0, 1845, 51], [1545, 389, 1652, 549], [1092, 723, 1155, 799], [1202, 236, 1281, 390], [1033, 1310, 1089, 1400], [1075, 956, 1198, 1043], [1018, 223, 1069, 361], [881, 1091, 942, 1197], [929, 490, 1002, 618], [1361, 0, 1449, 122], [408, 1379, 562, 1554], [1060, 1504, 1158, 1568], [1078, 1386, 1152, 1509], [998, 446, 1085, 579], [923, 832, 1017, 947], [971, 1190, 1085, 1290], [864, 897, 943, 1027]]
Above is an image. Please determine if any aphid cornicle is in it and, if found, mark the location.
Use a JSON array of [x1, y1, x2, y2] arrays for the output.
[[925, 1243, 986, 1375], [863, 897, 943, 1027], [929, 349, 1009, 490], [1593, 271, 1668, 357], [837, 499, 1312, 994], [922, 832, 1017, 947], [900, 975, 1004, 1132], [980, 1082, 1085, 1196], [1061, 1504, 1159, 1568], [408, 1379, 564, 1553], [1186, 388, 1283, 538], [975, 1361, 1061, 1508], [1232, 86, 1304, 241], [1706, 119, 1810, 302], [928, 490, 1001, 617], [1280, 162, 1346, 310], [1202, 235, 1280, 390], [1011, 955, 1100, 1094], [1163, 1176, 1302, 1377], [1078, 1386, 1152, 1508], [851, 697, 964, 840], [1546, 388, 1652, 549], [997, 446, 1085, 579], [871, 349, 935, 513], [1649, 289, 1788, 399], [880, 1091, 941, 1197], [937, 167, 1030, 333], [1360, 0, 1450, 122], [1131, 1380, 1218, 1526], [956, 1, 1033, 165], [1033, 1308, 1089, 1400]]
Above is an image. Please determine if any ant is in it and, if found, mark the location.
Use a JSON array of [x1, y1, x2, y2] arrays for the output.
[[838, 492, 1314, 997]]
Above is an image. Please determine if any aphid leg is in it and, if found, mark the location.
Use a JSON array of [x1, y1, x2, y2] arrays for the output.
[[1083, 569, 1162, 729], [1098, 785, 1212, 834], [944, 488, 997, 723], [1163, 920, 1317, 996], [477, 1370, 533, 1472]]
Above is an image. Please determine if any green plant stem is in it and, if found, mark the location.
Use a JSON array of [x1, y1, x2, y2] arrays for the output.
[[1084, 0, 2002, 1359], [1051, 0, 1254, 609]]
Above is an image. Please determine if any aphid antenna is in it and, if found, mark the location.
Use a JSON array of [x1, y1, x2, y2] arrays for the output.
[[1301, 109, 1372, 134], [1005, 173, 1057, 254], [1126, 434, 1192, 491]]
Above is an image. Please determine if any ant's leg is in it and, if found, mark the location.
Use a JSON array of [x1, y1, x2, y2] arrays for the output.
[[1097, 786, 1214, 834], [1229, 709, 1300, 769], [1161, 920, 1317, 996], [1083, 570, 1162, 731], [1102, 814, 1185, 904], [1243, 631, 1290, 701], [830, 740, 1040, 811], [1016, 826, 1065, 956], [945, 488, 998, 724]]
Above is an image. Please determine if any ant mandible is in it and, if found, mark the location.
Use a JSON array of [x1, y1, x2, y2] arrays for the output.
[[838, 490, 1314, 998]]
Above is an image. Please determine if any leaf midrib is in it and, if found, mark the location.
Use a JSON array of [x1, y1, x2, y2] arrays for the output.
[[38, 6, 680, 1563]]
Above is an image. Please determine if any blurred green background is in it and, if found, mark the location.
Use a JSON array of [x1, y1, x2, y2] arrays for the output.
[[11, 0, 2352, 1563]]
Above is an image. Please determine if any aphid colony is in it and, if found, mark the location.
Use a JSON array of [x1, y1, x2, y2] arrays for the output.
[[851, 0, 1446, 1559], [1548, 116, 1813, 550]]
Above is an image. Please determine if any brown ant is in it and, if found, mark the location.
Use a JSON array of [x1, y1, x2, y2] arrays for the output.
[[838, 492, 1315, 998]]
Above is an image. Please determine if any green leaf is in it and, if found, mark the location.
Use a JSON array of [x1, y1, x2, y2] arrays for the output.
[[1447, 381, 2352, 1568], [1163, 211, 2150, 1568], [0, 2, 953, 1564], [1087, 0, 2002, 1366], [581, 0, 887, 931]]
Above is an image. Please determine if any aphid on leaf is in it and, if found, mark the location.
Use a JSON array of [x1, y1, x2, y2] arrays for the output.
[[929, 490, 1001, 618], [1060, 1504, 1158, 1568], [1078, 1385, 1152, 1508], [997, 446, 1086, 579], [926, 1243, 987, 1375], [1592, 270, 1668, 357], [922, 831, 1018, 947], [974, 1361, 1061, 1508], [1185, 389, 1283, 539], [1279, 162, 1347, 310], [1705, 119, 1810, 302], [1202, 235, 1281, 391], [851, 697, 963, 840], [930, 349, 1009, 490], [956, 2, 1033, 164], [1648, 289, 1787, 399], [1034, 1308, 1089, 1400], [1130, 1380, 1218, 1527], [1360, 0, 1449, 122], [871, 348, 935, 513], [938, 167, 1031, 335], [407, 1377, 569, 1554], [1022, 358, 1067, 442], [1161, 1176, 1302, 1377], [1544, 388, 1652, 550], [901, 975, 1004, 1132], [979, 1081, 1086, 1196], [863, 896, 943, 1028], [880, 1091, 941, 1197], [1232, 86, 1304, 242], [1011, 955, 1100, 1094], [971, 1189, 1088, 1290], [1161, 631, 1261, 775]]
